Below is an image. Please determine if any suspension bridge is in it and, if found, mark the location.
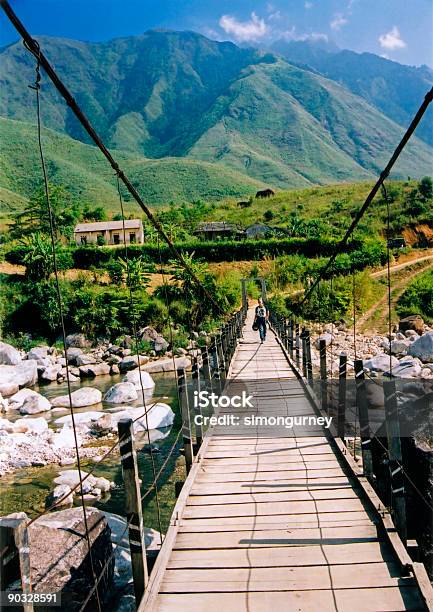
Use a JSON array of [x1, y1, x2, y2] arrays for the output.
[[1, 1, 433, 611]]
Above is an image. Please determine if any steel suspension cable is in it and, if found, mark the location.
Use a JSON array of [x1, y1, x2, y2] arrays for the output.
[[24, 40, 102, 612], [382, 183, 394, 376]]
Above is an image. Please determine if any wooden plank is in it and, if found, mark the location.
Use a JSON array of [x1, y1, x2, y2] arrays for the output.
[[194, 467, 347, 483], [198, 459, 340, 473], [160, 562, 410, 592], [189, 477, 351, 495], [173, 525, 380, 549], [187, 488, 359, 506], [166, 541, 395, 569], [155, 588, 424, 612]]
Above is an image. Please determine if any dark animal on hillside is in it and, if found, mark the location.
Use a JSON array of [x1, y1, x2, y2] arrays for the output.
[[255, 188, 275, 199], [237, 201, 251, 208]]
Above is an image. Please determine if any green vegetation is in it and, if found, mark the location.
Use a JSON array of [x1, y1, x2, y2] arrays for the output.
[[397, 269, 433, 321]]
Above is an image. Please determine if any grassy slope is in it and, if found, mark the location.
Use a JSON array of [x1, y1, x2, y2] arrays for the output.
[[0, 117, 264, 215]]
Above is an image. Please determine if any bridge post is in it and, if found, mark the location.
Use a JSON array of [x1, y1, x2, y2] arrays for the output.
[[210, 336, 222, 393], [241, 278, 247, 311], [118, 418, 149, 600], [288, 320, 294, 360], [192, 357, 203, 448], [319, 339, 328, 413], [0, 517, 33, 612], [383, 380, 407, 545], [177, 368, 194, 474], [201, 345, 212, 384], [305, 330, 313, 383], [354, 360, 373, 480], [301, 328, 307, 378], [338, 354, 347, 443], [295, 323, 300, 368], [216, 333, 226, 384]]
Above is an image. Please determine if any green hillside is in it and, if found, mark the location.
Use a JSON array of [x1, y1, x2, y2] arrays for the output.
[[1, 31, 432, 192], [0, 117, 263, 217]]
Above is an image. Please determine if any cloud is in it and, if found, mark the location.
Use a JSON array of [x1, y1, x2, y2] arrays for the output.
[[305, 2, 313, 8], [330, 13, 348, 31], [281, 27, 328, 43], [378, 26, 406, 50], [219, 12, 269, 42]]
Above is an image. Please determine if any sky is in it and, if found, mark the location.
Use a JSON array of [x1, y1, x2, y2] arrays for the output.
[[0, 0, 432, 67]]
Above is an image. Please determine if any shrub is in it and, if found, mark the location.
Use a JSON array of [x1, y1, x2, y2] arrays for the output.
[[397, 270, 433, 321]]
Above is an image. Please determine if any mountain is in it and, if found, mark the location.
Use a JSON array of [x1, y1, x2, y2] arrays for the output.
[[0, 117, 263, 213], [270, 39, 433, 148], [0, 30, 432, 204]]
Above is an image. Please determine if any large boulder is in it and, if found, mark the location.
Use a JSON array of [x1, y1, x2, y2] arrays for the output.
[[0, 342, 21, 365], [0, 360, 38, 390], [363, 354, 398, 373], [143, 356, 191, 373], [103, 382, 138, 404], [51, 387, 102, 408], [399, 314, 424, 335], [27, 507, 114, 611], [55, 411, 103, 428], [54, 470, 97, 492], [8, 388, 40, 409], [79, 363, 110, 378], [20, 392, 51, 415], [66, 347, 83, 365], [386, 356, 423, 378], [390, 339, 411, 355], [408, 331, 433, 363], [27, 346, 49, 364], [119, 355, 149, 373], [39, 364, 62, 383], [50, 426, 82, 450], [45, 484, 74, 509], [75, 354, 97, 366], [13, 417, 49, 435], [0, 381, 19, 397], [111, 403, 174, 431], [314, 333, 333, 350], [122, 370, 155, 390], [65, 333, 91, 349]]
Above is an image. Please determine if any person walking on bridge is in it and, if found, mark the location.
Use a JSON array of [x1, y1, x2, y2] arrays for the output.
[[254, 297, 269, 343]]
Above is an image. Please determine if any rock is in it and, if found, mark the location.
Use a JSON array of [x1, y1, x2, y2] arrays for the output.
[[39, 364, 62, 383], [104, 382, 138, 404], [121, 335, 133, 349], [119, 355, 149, 373], [27, 346, 49, 363], [0, 360, 38, 390], [75, 354, 97, 366], [143, 356, 191, 373], [51, 387, 102, 408], [111, 403, 174, 431], [55, 411, 103, 428], [110, 364, 120, 375], [50, 427, 82, 450], [27, 507, 113, 610], [390, 339, 411, 355], [138, 326, 169, 353], [175, 347, 188, 356], [94, 477, 112, 493], [89, 414, 113, 436], [13, 417, 48, 435], [363, 354, 398, 373], [8, 388, 40, 409], [408, 331, 433, 363], [314, 333, 333, 350], [20, 393, 52, 415], [0, 393, 8, 413], [0, 341, 21, 365], [79, 363, 110, 377], [405, 330, 419, 339], [386, 356, 422, 378], [399, 314, 424, 335], [66, 347, 83, 365], [65, 333, 91, 349], [0, 382, 19, 397], [0, 417, 13, 432], [60, 458, 76, 467], [122, 370, 155, 390], [45, 484, 74, 509]]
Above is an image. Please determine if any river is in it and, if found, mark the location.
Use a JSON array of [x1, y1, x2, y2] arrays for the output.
[[0, 371, 183, 533]]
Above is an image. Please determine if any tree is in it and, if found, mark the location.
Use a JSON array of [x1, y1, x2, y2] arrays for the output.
[[418, 176, 433, 201], [11, 183, 81, 240], [22, 233, 73, 282], [83, 206, 108, 222]]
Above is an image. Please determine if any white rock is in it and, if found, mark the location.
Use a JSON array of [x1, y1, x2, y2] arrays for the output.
[[20, 393, 51, 415], [45, 484, 74, 508], [54, 469, 96, 493], [111, 403, 174, 431], [0, 360, 38, 389], [0, 342, 22, 365], [118, 355, 149, 373], [51, 387, 102, 408], [13, 417, 48, 435], [143, 357, 191, 373], [104, 382, 138, 404], [8, 388, 40, 409], [50, 426, 82, 450], [314, 333, 333, 350], [55, 411, 103, 428], [408, 331, 433, 363], [122, 370, 155, 391], [363, 354, 398, 373], [386, 356, 422, 378], [0, 417, 13, 432], [75, 354, 97, 366], [39, 364, 62, 383], [390, 339, 411, 355], [27, 346, 49, 364]]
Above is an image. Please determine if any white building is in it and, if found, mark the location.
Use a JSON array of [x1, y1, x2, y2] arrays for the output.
[[73, 219, 144, 246]]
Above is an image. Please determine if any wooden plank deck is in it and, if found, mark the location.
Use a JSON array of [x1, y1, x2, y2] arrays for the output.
[[143, 309, 429, 612]]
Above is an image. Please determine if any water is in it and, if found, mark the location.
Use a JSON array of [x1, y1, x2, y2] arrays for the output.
[[0, 372, 183, 534]]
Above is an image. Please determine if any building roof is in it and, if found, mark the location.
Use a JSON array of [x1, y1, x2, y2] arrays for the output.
[[74, 219, 142, 233], [194, 222, 242, 233]]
